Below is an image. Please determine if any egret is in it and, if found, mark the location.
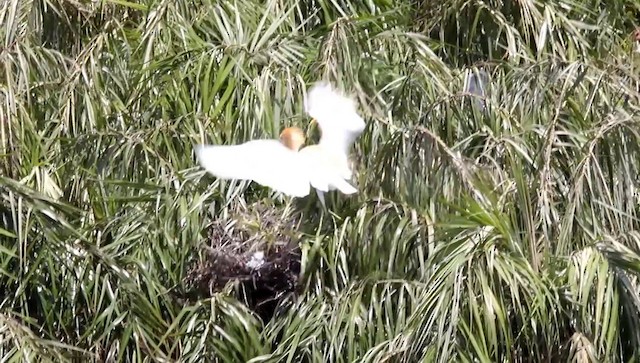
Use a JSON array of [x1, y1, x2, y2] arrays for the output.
[[195, 82, 365, 205]]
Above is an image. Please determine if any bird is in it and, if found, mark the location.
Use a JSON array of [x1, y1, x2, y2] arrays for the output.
[[194, 82, 365, 205], [464, 68, 490, 111]]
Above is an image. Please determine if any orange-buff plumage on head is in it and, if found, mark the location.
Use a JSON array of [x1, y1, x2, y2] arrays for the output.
[[279, 126, 306, 151]]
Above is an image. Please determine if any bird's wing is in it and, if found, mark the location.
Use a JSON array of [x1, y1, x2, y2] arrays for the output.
[[195, 140, 311, 197], [304, 82, 366, 157]]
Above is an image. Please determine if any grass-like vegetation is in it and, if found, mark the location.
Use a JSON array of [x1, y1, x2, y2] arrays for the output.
[[2, 0, 640, 361]]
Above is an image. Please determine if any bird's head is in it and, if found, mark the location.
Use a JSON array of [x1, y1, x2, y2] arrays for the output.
[[279, 126, 306, 151]]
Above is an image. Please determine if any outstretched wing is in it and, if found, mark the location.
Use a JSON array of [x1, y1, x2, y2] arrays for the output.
[[194, 140, 311, 197], [304, 82, 366, 157]]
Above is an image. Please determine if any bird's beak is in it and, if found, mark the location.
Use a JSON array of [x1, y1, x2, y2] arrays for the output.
[[306, 118, 318, 138]]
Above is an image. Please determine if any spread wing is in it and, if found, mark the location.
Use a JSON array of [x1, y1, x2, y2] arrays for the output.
[[304, 82, 366, 158], [194, 140, 311, 197]]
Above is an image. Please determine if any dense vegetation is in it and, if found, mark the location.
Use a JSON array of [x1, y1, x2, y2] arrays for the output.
[[2, 0, 640, 361]]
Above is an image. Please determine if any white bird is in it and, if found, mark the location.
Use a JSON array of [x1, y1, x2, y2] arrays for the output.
[[194, 82, 365, 204]]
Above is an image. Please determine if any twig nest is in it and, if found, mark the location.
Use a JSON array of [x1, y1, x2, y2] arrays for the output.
[[183, 202, 302, 323]]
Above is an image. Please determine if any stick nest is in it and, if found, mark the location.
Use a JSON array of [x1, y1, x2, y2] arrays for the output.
[[183, 202, 303, 323]]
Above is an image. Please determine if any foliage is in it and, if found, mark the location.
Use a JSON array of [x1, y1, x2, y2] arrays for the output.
[[2, 0, 640, 361]]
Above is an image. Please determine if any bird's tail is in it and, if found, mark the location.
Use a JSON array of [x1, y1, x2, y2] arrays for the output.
[[330, 179, 358, 195]]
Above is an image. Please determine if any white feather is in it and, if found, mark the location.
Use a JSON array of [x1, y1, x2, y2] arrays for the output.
[[195, 140, 311, 197], [304, 82, 366, 158], [299, 145, 357, 195]]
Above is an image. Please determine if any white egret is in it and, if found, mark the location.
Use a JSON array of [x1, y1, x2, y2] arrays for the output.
[[195, 82, 365, 205]]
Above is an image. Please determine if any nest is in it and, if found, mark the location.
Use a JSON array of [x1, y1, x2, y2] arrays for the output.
[[183, 203, 302, 323]]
